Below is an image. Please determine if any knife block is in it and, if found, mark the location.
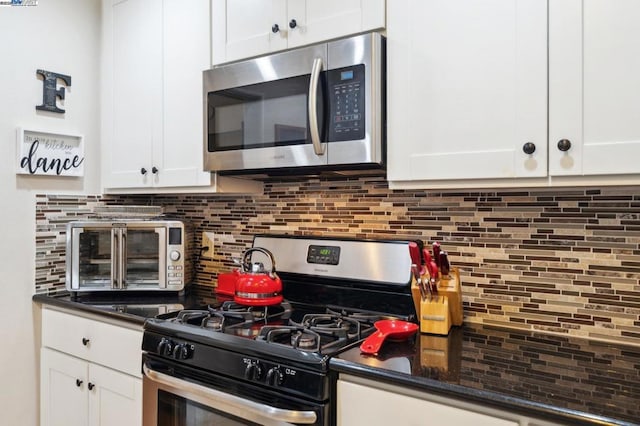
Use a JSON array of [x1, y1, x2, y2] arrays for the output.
[[419, 296, 451, 335], [436, 267, 463, 326]]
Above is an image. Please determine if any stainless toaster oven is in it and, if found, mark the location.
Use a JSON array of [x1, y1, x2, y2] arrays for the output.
[[65, 220, 191, 292]]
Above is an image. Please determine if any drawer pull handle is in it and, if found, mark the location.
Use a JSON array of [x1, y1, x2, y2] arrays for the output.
[[76, 379, 83, 387], [88, 382, 95, 391], [82, 337, 90, 346]]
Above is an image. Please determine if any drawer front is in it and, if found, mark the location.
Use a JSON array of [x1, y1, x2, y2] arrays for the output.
[[42, 308, 143, 377]]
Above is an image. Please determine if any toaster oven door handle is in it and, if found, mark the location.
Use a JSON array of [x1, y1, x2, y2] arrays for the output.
[[143, 363, 318, 424], [111, 228, 120, 289], [308, 57, 325, 156]]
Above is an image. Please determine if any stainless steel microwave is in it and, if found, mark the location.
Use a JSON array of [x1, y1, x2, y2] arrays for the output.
[[65, 220, 191, 292], [203, 32, 385, 176]]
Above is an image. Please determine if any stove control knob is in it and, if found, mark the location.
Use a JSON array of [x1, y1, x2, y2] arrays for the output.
[[244, 361, 264, 381], [173, 343, 193, 360], [157, 338, 173, 356], [266, 367, 285, 386]]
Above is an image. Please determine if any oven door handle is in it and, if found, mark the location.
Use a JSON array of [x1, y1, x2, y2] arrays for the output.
[[143, 363, 318, 424], [308, 57, 325, 156]]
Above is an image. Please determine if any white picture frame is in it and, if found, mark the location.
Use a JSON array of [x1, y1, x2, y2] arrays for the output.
[[16, 127, 85, 177]]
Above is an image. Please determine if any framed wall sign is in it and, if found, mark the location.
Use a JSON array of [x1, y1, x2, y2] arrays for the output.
[[16, 128, 85, 177]]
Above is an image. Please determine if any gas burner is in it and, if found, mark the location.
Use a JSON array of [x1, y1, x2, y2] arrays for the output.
[[257, 326, 323, 352], [170, 310, 210, 324], [293, 313, 363, 340], [209, 300, 293, 323], [326, 307, 393, 324], [292, 330, 320, 350], [201, 312, 226, 331]]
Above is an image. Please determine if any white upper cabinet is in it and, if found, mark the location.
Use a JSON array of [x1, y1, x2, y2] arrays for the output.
[[388, 0, 640, 187], [387, 0, 548, 183], [549, 0, 640, 177], [102, 0, 262, 193], [212, 0, 385, 65]]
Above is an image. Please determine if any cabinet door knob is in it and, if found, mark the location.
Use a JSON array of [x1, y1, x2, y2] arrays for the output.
[[522, 142, 536, 155], [152, 166, 159, 174], [289, 19, 297, 29], [88, 382, 95, 391], [272, 24, 279, 33], [82, 337, 90, 346], [557, 139, 572, 152], [140, 167, 147, 175], [76, 379, 83, 387]]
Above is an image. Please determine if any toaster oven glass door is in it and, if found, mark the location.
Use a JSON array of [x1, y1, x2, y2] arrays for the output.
[[73, 228, 114, 289], [123, 227, 166, 289]]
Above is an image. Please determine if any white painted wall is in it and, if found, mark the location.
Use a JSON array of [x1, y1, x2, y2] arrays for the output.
[[0, 0, 101, 424]]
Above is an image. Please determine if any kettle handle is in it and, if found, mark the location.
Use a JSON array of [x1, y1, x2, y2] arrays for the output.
[[241, 247, 277, 278]]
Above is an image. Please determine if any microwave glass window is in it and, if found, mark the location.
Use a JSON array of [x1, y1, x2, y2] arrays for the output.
[[124, 229, 160, 286], [77, 230, 113, 287], [207, 74, 325, 152]]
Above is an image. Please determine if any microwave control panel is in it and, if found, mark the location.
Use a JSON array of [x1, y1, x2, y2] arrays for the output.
[[327, 64, 366, 142]]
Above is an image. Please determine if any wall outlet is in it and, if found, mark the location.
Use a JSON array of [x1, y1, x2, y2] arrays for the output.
[[201, 231, 215, 259]]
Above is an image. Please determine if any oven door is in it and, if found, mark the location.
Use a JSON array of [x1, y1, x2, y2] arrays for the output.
[[143, 355, 326, 426]]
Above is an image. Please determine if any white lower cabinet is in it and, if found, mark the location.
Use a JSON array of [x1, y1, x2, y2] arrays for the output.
[[40, 307, 143, 426], [337, 375, 561, 426]]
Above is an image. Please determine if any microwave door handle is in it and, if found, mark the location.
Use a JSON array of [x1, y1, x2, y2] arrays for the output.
[[308, 57, 325, 156], [143, 364, 318, 424]]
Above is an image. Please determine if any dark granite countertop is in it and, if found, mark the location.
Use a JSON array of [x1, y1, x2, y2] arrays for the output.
[[32, 285, 228, 325], [330, 324, 640, 426]]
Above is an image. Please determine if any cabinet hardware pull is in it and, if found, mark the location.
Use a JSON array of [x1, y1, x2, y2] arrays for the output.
[[76, 379, 83, 387], [522, 142, 536, 155], [140, 167, 147, 175], [88, 382, 95, 391], [82, 337, 90, 346], [289, 19, 297, 29], [152, 166, 158, 174], [272, 24, 279, 33], [557, 139, 572, 152]]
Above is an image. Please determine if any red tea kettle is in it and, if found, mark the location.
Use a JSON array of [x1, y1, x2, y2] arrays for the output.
[[234, 247, 283, 306]]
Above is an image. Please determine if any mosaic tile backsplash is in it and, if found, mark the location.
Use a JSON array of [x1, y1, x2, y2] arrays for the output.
[[35, 177, 640, 345]]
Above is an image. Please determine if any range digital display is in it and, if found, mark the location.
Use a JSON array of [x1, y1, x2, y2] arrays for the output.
[[307, 245, 340, 265]]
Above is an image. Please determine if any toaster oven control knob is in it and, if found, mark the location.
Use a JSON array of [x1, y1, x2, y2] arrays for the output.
[[173, 343, 193, 360], [266, 367, 284, 386], [169, 250, 181, 261], [244, 361, 264, 381]]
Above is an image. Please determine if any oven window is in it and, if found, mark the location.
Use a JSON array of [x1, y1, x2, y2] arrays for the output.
[[158, 390, 261, 426], [77, 229, 113, 287]]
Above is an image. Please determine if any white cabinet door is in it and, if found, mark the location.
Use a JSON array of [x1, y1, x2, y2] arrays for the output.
[[387, 0, 548, 182], [287, 0, 385, 49], [212, 0, 287, 64], [212, 0, 385, 65], [337, 379, 518, 426], [41, 348, 88, 426], [103, 0, 218, 190], [549, 0, 640, 176], [88, 363, 142, 426], [106, 0, 161, 188], [160, 0, 212, 187]]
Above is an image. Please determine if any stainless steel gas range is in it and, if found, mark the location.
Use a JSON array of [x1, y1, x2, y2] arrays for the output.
[[141, 235, 416, 426]]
